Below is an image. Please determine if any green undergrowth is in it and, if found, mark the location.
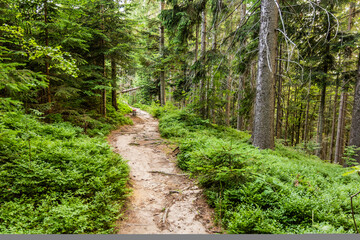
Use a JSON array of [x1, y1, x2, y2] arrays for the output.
[[46, 101, 133, 137], [144, 104, 360, 234], [0, 109, 130, 233]]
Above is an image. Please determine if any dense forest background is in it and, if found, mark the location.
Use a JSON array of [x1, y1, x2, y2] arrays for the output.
[[1, 0, 360, 234]]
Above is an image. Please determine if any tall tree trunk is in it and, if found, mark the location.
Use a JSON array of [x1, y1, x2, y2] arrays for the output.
[[347, 2, 359, 163], [98, 3, 106, 117], [237, 74, 244, 130], [348, 50, 360, 163], [275, 43, 282, 139], [304, 78, 312, 148], [329, 84, 338, 161], [44, 0, 51, 105], [200, 9, 207, 118], [111, 57, 118, 111], [284, 84, 291, 145], [195, 24, 199, 62], [252, 0, 278, 149], [316, 84, 326, 157], [334, 89, 347, 164], [101, 53, 106, 117], [159, 0, 165, 106]]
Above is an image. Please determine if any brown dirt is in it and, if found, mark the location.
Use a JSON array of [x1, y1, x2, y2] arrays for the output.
[[108, 108, 220, 234]]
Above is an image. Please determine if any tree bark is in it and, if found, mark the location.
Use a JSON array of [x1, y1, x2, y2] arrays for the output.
[[159, 0, 166, 106], [348, 50, 360, 163], [111, 57, 118, 111], [329, 84, 338, 161], [334, 89, 347, 164], [304, 78, 312, 148], [316, 84, 326, 157], [252, 0, 278, 149], [44, 0, 51, 105], [284, 84, 291, 145], [275, 43, 282, 139], [237, 74, 244, 130], [200, 9, 207, 118]]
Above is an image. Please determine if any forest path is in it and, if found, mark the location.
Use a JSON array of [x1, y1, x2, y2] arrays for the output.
[[108, 108, 219, 234]]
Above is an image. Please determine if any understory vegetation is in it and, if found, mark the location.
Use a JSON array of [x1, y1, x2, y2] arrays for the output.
[[141, 104, 360, 234], [0, 102, 132, 234]]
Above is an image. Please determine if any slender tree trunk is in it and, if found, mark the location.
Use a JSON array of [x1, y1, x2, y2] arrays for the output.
[[195, 24, 199, 62], [284, 85, 291, 145], [316, 84, 327, 157], [99, 3, 106, 117], [225, 75, 232, 126], [159, 0, 166, 106], [44, 0, 51, 105], [252, 0, 278, 149], [304, 78, 312, 147], [291, 86, 298, 146], [111, 57, 118, 110], [237, 74, 244, 130], [296, 104, 304, 145], [200, 9, 207, 118], [334, 89, 347, 164], [348, 50, 360, 163], [101, 53, 106, 116], [275, 43, 282, 139], [329, 84, 338, 161]]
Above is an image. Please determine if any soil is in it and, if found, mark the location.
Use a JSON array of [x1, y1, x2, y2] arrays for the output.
[[108, 108, 220, 234]]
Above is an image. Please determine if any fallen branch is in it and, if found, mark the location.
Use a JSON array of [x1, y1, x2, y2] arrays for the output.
[[121, 87, 141, 93], [162, 207, 170, 224], [169, 190, 180, 194], [148, 171, 187, 176]]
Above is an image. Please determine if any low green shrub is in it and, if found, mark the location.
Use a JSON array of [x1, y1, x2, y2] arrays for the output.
[[151, 107, 360, 234], [0, 110, 130, 233]]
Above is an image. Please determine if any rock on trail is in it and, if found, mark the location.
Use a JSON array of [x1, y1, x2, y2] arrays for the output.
[[108, 108, 219, 234]]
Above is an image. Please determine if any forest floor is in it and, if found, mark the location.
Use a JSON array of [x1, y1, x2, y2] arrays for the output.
[[108, 108, 220, 234]]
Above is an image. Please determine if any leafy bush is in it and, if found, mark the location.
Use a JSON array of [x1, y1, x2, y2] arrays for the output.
[[0, 110, 130, 233], [152, 107, 360, 234]]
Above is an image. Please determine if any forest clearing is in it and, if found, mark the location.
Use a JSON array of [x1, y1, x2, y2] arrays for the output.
[[1, 0, 360, 235]]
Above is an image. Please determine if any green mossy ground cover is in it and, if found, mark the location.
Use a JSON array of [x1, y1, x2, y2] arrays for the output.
[[0, 104, 131, 233], [144, 104, 360, 234]]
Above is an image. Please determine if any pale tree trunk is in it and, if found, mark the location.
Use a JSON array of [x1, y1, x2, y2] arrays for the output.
[[252, 0, 278, 149], [111, 57, 118, 111], [348, 51, 360, 163], [159, 0, 165, 106], [200, 9, 207, 118]]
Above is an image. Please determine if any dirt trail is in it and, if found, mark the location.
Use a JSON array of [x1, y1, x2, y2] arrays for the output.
[[108, 108, 219, 234]]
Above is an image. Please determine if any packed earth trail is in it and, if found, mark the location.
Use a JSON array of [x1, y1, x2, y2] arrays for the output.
[[108, 108, 219, 234]]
